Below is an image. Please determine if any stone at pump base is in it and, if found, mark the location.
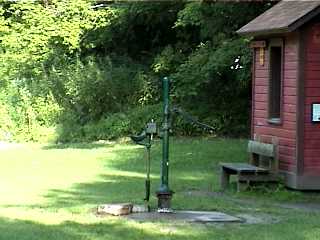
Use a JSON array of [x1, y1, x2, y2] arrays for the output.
[[97, 203, 133, 216], [157, 208, 173, 213], [97, 203, 148, 216], [132, 204, 149, 213]]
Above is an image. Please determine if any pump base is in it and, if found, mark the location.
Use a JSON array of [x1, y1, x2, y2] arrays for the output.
[[156, 191, 173, 211]]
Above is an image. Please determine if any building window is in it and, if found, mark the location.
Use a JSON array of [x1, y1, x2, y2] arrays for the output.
[[268, 41, 283, 123]]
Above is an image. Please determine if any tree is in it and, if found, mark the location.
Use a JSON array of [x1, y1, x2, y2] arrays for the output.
[[0, 1, 274, 141]]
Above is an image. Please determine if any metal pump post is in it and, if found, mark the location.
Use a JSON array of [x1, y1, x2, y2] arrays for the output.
[[156, 77, 173, 212]]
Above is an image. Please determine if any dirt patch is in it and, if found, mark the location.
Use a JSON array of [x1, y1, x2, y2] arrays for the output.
[[276, 203, 320, 212], [122, 210, 281, 225], [236, 213, 280, 224], [126, 210, 242, 223]]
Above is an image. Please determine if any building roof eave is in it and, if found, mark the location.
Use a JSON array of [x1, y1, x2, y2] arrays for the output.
[[237, 1, 320, 37]]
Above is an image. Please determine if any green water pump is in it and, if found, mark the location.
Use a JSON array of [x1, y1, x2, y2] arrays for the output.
[[131, 77, 214, 212]]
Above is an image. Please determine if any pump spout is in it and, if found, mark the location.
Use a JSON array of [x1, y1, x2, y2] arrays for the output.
[[130, 131, 147, 146]]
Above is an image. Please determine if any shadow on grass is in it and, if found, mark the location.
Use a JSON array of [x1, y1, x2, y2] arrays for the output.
[[43, 174, 148, 208], [0, 216, 197, 240], [4, 138, 247, 211], [38, 139, 225, 210], [42, 142, 116, 150], [39, 171, 211, 211], [0, 212, 320, 240]]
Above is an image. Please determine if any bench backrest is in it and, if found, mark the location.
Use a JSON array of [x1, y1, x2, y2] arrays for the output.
[[247, 140, 278, 172]]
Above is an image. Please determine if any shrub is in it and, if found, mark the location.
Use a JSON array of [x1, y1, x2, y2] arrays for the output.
[[56, 104, 162, 143]]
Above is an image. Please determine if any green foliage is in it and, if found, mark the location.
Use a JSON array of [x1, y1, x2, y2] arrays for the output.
[[171, 38, 252, 135], [46, 55, 144, 123], [57, 104, 162, 142], [152, 45, 186, 76], [0, 0, 122, 141], [174, 2, 202, 28], [0, 1, 274, 142], [0, 87, 61, 142], [175, 2, 274, 41], [168, 2, 273, 136], [137, 71, 159, 105], [0, 1, 118, 85], [0, 100, 13, 140]]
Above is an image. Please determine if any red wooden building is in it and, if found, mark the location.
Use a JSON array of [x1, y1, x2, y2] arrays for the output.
[[237, 1, 320, 189]]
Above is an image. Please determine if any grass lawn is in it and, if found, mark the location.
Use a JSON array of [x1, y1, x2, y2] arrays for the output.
[[1, 137, 320, 239]]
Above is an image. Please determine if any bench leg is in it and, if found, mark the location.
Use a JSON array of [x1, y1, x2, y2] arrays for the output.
[[220, 168, 230, 191], [237, 181, 249, 192]]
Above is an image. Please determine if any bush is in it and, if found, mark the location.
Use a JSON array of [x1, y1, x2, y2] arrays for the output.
[[56, 104, 162, 143], [0, 101, 14, 141], [170, 39, 251, 137], [45, 55, 147, 123], [0, 88, 61, 142], [55, 99, 248, 143]]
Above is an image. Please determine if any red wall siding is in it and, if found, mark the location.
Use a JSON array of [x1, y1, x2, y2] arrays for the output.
[[253, 33, 298, 173], [304, 23, 320, 175]]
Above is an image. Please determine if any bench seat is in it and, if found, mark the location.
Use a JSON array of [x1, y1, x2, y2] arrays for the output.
[[220, 163, 269, 173], [219, 140, 279, 192]]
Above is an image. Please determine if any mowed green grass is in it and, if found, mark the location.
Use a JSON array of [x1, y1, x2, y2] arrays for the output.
[[0, 138, 320, 240]]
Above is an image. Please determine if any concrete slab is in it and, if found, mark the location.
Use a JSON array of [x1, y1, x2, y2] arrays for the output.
[[126, 210, 242, 223]]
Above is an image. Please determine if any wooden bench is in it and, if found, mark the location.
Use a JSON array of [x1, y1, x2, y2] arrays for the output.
[[220, 140, 279, 192]]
